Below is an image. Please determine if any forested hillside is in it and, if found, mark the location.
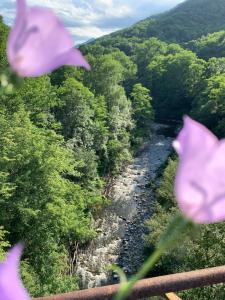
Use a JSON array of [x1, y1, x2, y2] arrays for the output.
[[95, 0, 225, 47], [186, 30, 225, 59], [1, 0, 225, 298]]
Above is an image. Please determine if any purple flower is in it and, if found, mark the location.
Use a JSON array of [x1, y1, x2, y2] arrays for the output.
[[7, 0, 90, 77], [0, 244, 30, 300], [173, 116, 225, 224]]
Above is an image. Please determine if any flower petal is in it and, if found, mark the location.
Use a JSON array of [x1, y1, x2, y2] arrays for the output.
[[201, 141, 225, 223], [174, 117, 223, 224], [17, 0, 26, 15], [7, 0, 27, 63], [173, 116, 218, 161], [34, 48, 91, 76], [63, 48, 91, 70], [0, 244, 30, 300], [7, 2, 89, 77]]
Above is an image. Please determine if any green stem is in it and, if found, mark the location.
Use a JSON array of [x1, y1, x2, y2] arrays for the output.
[[114, 248, 163, 300], [114, 215, 192, 300]]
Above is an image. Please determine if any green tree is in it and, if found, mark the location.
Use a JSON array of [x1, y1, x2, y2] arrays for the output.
[[50, 66, 85, 87], [130, 83, 154, 126], [0, 17, 8, 70], [206, 57, 225, 76], [84, 54, 124, 95], [130, 84, 154, 149], [192, 74, 225, 136], [133, 38, 169, 86], [83, 54, 133, 175], [106, 84, 133, 174], [0, 226, 10, 260], [147, 50, 206, 120], [187, 31, 225, 60], [1, 76, 58, 127], [95, 0, 225, 44], [110, 50, 137, 93], [55, 78, 108, 184], [56, 78, 94, 142], [0, 109, 100, 295]]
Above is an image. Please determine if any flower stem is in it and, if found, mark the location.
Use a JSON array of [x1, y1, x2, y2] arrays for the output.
[[114, 215, 192, 300], [114, 248, 163, 300]]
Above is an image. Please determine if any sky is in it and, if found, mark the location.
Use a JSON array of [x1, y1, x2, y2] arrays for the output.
[[0, 0, 185, 45]]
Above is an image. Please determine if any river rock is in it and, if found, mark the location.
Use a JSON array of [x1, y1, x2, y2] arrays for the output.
[[75, 125, 173, 288]]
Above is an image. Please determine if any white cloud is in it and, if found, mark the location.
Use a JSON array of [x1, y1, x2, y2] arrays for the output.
[[1, 0, 185, 44], [69, 25, 117, 45], [69, 26, 117, 39]]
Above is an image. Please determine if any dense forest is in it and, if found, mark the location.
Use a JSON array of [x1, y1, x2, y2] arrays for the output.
[[1, 0, 225, 298], [93, 0, 225, 50], [0, 10, 153, 296]]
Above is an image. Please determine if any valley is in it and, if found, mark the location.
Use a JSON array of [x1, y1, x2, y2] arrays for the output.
[[76, 125, 172, 289]]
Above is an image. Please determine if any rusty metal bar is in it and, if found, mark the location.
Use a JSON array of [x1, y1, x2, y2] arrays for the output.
[[165, 292, 182, 300], [35, 265, 225, 300]]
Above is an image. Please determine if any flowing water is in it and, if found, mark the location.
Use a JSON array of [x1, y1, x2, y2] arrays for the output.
[[76, 124, 173, 289]]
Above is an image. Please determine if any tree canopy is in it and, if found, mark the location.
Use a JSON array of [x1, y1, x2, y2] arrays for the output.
[[2, 0, 225, 298]]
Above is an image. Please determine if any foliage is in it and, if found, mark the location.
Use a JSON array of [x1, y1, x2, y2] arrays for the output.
[[192, 74, 225, 137], [0, 226, 10, 260], [2, 76, 59, 126], [132, 38, 173, 87], [186, 31, 225, 60], [131, 84, 154, 125], [146, 49, 206, 120], [0, 16, 9, 70], [97, 0, 225, 45], [206, 57, 225, 77], [83, 53, 134, 175], [0, 13, 137, 296], [55, 78, 95, 141], [130, 84, 154, 150], [0, 109, 99, 295], [2, 0, 225, 297]]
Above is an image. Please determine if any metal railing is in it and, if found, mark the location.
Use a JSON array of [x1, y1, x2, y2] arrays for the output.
[[35, 265, 225, 300]]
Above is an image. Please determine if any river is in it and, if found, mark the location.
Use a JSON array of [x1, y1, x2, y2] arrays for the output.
[[76, 124, 173, 289]]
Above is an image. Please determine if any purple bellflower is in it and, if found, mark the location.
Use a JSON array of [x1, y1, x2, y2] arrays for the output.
[[0, 244, 30, 300], [173, 116, 225, 224], [7, 0, 90, 77]]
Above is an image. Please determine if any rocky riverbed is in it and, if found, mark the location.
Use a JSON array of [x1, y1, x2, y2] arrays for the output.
[[76, 125, 173, 289]]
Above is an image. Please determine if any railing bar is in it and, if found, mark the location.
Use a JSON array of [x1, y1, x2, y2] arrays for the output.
[[35, 265, 225, 300]]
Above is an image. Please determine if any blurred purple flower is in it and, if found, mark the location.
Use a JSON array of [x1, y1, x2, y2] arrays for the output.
[[173, 116, 225, 224], [7, 0, 90, 77], [0, 244, 30, 300]]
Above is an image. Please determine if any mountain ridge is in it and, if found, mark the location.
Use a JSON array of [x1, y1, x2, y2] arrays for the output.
[[97, 0, 225, 45]]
